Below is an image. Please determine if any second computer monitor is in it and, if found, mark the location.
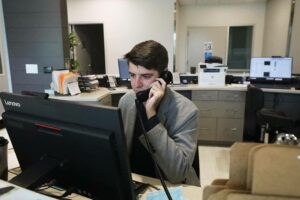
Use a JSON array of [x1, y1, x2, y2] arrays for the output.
[[250, 57, 292, 80], [118, 58, 131, 80]]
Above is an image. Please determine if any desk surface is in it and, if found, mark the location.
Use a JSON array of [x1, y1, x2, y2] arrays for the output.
[[0, 179, 55, 200], [2, 173, 202, 200], [2, 130, 202, 200], [132, 173, 202, 200]]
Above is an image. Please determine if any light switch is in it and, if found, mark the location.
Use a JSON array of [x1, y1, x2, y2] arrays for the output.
[[25, 64, 38, 74]]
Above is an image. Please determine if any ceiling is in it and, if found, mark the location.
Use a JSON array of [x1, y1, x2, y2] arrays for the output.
[[178, 0, 267, 6]]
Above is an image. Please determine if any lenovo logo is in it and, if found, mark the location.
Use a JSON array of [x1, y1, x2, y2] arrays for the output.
[[4, 99, 21, 108]]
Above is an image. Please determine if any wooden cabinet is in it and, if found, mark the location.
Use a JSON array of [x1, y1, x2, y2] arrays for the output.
[[192, 90, 245, 142]]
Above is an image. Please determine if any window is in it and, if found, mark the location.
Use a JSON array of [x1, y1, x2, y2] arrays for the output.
[[227, 26, 253, 70]]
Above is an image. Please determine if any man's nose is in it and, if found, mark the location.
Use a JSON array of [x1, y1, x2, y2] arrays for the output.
[[133, 76, 143, 87]]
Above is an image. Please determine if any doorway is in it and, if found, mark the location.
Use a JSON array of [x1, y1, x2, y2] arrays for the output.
[[187, 26, 227, 70]]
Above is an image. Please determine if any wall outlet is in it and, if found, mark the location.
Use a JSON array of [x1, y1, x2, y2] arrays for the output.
[[44, 66, 53, 73], [25, 64, 38, 74]]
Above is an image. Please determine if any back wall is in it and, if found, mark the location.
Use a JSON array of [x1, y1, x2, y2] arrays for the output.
[[67, 0, 175, 75]]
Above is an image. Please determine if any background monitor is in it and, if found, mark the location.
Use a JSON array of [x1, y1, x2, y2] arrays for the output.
[[0, 92, 134, 200], [249, 57, 292, 80], [118, 58, 131, 80]]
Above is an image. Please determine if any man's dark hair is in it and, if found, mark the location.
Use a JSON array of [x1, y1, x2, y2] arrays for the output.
[[124, 40, 168, 74]]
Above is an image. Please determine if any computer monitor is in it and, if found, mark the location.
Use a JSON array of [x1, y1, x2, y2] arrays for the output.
[[249, 57, 292, 81], [0, 92, 135, 200], [118, 58, 131, 80]]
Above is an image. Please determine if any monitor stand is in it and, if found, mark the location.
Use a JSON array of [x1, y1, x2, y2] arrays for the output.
[[9, 157, 61, 190]]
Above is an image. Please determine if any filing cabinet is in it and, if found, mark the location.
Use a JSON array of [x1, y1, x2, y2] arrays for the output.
[[192, 90, 245, 142]]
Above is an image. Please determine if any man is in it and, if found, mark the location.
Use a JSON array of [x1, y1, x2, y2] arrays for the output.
[[118, 40, 199, 186]]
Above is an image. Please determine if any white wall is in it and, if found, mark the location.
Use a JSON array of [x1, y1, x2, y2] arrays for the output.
[[262, 0, 291, 57], [67, 0, 174, 75], [0, 0, 12, 114], [176, 2, 266, 72]]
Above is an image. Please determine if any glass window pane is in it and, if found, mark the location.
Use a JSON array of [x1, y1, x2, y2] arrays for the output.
[[227, 26, 253, 70]]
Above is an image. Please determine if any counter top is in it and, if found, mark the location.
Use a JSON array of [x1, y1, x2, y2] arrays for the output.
[[169, 84, 248, 91], [50, 84, 300, 102], [50, 88, 111, 102]]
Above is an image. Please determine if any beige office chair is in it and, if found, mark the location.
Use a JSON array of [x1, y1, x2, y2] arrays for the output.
[[203, 142, 300, 200]]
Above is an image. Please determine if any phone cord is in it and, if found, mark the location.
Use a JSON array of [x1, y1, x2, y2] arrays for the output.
[[135, 100, 173, 200]]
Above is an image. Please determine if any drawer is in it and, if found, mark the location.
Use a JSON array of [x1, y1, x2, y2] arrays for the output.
[[217, 102, 245, 118], [194, 101, 219, 117], [198, 118, 217, 140], [218, 91, 245, 101], [192, 90, 218, 101], [216, 118, 244, 141]]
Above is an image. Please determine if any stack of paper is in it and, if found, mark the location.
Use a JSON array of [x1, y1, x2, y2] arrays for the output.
[[52, 70, 78, 95], [78, 75, 99, 91]]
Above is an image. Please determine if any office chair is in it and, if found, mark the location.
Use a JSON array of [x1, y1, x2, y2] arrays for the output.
[[244, 84, 299, 143]]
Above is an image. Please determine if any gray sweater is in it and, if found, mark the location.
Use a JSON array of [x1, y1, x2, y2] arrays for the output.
[[118, 87, 200, 186]]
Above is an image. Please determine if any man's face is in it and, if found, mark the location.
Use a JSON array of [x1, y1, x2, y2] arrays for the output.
[[128, 62, 159, 93]]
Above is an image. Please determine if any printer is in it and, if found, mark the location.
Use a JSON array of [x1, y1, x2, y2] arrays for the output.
[[198, 62, 227, 86]]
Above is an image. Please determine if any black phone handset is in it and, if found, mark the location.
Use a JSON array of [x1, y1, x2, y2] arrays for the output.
[[136, 70, 173, 102]]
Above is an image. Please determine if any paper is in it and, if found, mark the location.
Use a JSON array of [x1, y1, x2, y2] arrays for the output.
[[51, 70, 69, 93], [147, 187, 187, 200], [25, 64, 38, 74], [67, 82, 81, 96]]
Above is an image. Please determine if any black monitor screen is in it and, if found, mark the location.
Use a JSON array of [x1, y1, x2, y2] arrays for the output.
[[118, 58, 131, 80], [250, 57, 292, 80], [0, 92, 134, 200]]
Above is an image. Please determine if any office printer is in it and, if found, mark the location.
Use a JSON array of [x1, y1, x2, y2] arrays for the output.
[[198, 62, 227, 86]]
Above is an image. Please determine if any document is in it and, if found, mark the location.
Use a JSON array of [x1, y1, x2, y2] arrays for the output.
[[67, 82, 81, 96]]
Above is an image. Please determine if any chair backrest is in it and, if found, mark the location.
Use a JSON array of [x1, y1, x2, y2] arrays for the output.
[[243, 84, 264, 141], [226, 142, 260, 189], [246, 144, 268, 190], [249, 145, 300, 197]]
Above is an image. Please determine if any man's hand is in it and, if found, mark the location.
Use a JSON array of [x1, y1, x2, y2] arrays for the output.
[[144, 78, 166, 119]]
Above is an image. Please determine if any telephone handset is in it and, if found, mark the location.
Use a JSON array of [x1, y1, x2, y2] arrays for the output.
[[136, 70, 173, 102]]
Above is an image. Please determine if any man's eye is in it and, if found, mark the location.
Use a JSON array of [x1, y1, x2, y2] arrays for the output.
[[130, 74, 135, 78], [142, 75, 151, 79]]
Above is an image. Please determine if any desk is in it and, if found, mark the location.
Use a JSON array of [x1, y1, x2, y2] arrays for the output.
[[0, 179, 55, 200], [132, 173, 202, 200], [50, 84, 300, 145], [4, 171, 202, 200], [3, 141, 202, 200], [50, 84, 300, 102]]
